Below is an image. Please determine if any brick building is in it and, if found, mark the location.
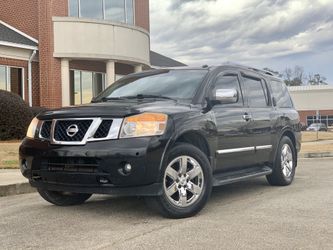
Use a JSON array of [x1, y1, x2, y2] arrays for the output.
[[288, 85, 333, 127], [0, 0, 185, 108]]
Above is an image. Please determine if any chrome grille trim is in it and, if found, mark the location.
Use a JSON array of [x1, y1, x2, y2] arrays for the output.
[[42, 118, 123, 145]]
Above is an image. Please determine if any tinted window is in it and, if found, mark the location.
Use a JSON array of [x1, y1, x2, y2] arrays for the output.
[[69, 0, 79, 17], [270, 80, 293, 108], [243, 76, 268, 107], [80, 0, 103, 19], [212, 74, 243, 106], [125, 0, 134, 24], [105, 0, 125, 22], [96, 70, 208, 101]]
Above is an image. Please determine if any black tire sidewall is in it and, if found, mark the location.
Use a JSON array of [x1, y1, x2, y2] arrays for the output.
[[271, 136, 296, 185]]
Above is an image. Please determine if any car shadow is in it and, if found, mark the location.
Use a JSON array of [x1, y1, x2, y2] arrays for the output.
[[42, 177, 275, 219]]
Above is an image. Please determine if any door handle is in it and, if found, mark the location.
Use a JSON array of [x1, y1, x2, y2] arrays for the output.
[[242, 113, 252, 121]]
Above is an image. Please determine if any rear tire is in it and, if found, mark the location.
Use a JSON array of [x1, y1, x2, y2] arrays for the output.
[[145, 143, 212, 219], [266, 136, 296, 186], [37, 188, 92, 206]]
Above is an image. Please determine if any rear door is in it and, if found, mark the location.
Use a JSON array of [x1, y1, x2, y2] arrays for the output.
[[211, 71, 256, 172], [240, 72, 273, 164]]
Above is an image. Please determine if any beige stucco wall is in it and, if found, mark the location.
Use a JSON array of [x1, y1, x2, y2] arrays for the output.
[[53, 17, 150, 66], [288, 85, 333, 111]]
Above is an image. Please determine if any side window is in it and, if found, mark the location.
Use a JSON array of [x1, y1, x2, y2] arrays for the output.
[[212, 74, 243, 106], [242, 76, 268, 108], [270, 80, 293, 108]]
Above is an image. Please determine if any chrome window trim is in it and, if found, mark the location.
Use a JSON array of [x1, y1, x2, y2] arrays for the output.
[[216, 145, 272, 154], [42, 117, 123, 145]]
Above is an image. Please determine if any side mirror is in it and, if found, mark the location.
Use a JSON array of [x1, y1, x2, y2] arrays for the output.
[[213, 88, 238, 104]]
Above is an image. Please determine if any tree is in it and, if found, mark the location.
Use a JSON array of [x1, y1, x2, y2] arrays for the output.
[[283, 66, 305, 86], [308, 73, 328, 85]]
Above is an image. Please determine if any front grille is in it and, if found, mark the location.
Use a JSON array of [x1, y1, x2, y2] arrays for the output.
[[46, 157, 98, 173], [54, 120, 93, 142], [40, 121, 52, 139], [37, 118, 120, 144], [94, 120, 113, 138]]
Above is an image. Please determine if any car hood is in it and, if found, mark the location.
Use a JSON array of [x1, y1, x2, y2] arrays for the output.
[[37, 100, 196, 120]]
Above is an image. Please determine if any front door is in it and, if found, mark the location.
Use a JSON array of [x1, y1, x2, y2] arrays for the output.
[[211, 71, 256, 172]]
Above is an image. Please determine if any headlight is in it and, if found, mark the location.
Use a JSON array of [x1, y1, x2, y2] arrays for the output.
[[120, 113, 168, 138], [26, 117, 39, 139]]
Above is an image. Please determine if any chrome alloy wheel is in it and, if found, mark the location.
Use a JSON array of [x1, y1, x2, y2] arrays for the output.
[[281, 144, 293, 177], [163, 155, 204, 208]]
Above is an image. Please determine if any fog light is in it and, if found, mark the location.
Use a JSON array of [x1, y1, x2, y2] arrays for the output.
[[124, 163, 132, 173]]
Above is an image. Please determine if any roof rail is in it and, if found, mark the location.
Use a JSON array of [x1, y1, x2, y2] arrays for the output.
[[223, 61, 275, 76]]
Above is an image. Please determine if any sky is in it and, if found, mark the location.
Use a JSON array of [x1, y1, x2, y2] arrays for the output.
[[150, 0, 333, 83]]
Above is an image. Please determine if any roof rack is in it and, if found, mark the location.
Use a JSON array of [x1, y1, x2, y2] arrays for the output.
[[223, 62, 275, 76]]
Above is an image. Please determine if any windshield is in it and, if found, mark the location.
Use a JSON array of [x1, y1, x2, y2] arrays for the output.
[[94, 69, 208, 102]]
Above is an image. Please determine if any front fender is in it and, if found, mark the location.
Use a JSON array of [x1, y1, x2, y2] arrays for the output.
[[158, 111, 218, 174]]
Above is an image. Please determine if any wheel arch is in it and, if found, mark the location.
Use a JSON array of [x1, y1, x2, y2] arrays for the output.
[[160, 130, 215, 172], [276, 128, 298, 167]]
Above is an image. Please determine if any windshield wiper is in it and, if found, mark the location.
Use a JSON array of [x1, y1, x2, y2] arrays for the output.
[[121, 94, 175, 100], [97, 97, 126, 102]]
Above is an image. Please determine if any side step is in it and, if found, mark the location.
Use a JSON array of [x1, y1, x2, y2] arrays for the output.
[[212, 166, 272, 187]]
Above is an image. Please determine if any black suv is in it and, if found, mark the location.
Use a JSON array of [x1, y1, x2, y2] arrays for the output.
[[20, 64, 301, 218]]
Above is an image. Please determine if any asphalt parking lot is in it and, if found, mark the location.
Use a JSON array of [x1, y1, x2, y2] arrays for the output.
[[1, 158, 332, 250]]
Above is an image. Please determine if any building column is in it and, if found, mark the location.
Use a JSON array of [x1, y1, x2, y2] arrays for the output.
[[61, 59, 70, 107], [106, 60, 115, 86], [134, 64, 143, 73]]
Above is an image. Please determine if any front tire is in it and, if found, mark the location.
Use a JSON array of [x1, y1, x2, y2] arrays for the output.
[[266, 136, 296, 186], [146, 143, 212, 218], [37, 188, 92, 206]]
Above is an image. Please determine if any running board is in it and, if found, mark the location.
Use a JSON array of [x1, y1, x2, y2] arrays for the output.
[[212, 166, 272, 187]]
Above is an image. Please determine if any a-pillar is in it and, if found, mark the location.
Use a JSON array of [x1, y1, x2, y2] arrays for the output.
[[106, 60, 115, 86], [61, 59, 70, 107]]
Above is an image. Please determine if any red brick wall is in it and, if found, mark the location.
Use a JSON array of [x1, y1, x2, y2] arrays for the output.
[[69, 60, 106, 73], [31, 62, 40, 106], [38, 0, 68, 108], [299, 110, 333, 124], [135, 0, 150, 32], [0, 0, 39, 39], [115, 63, 134, 75], [69, 61, 134, 75]]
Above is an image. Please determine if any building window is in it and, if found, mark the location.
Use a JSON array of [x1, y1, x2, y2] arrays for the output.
[[0, 65, 7, 91], [0, 65, 24, 98], [307, 115, 333, 127], [69, 0, 134, 25], [70, 70, 106, 105], [69, 0, 79, 17]]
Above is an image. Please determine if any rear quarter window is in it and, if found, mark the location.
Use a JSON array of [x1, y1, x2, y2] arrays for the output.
[[270, 80, 293, 108]]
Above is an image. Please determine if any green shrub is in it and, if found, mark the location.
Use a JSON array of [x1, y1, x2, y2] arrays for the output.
[[0, 90, 33, 140]]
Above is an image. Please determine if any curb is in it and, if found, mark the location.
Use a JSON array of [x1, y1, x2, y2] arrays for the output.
[[300, 152, 333, 158], [0, 182, 36, 197]]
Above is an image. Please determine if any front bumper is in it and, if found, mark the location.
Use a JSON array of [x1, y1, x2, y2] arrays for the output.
[[19, 136, 168, 196]]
